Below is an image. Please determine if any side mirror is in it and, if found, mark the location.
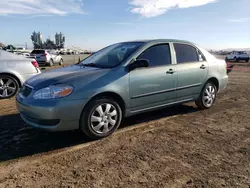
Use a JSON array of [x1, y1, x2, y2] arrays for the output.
[[128, 59, 149, 71]]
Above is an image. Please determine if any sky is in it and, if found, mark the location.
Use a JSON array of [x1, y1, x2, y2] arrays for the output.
[[0, 0, 250, 51]]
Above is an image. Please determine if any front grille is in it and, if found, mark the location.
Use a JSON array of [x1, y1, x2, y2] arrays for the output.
[[21, 85, 33, 97]]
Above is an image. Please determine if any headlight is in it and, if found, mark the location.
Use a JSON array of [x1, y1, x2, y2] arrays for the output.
[[33, 84, 74, 99]]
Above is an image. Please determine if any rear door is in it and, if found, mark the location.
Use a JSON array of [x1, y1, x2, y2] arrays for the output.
[[173, 43, 208, 101], [241, 51, 249, 59], [49, 50, 58, 63]]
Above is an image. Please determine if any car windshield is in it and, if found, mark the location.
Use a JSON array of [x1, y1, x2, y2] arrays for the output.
[[80, 42, 144, 68]]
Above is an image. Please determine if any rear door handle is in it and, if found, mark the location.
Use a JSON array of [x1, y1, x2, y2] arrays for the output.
[[200, 64, 207, 69], [166, 69, 175, 74]]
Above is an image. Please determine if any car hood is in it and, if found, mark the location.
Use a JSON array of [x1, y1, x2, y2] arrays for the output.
[[26, 65, 110, 90]]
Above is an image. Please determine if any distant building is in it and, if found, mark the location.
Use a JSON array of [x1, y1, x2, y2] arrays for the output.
[[55, 32, 65, 48], [31, 31, 42, 44], [31, 31, 65, 49], [31, 31, 43, 49]]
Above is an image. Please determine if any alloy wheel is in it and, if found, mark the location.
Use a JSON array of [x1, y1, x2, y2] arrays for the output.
[[202, 85, 216, 108], [90, 103, 118, 134], [0, 78, 17, 98]]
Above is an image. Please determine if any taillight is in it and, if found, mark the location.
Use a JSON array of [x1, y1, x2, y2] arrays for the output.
[[44, 52, 48, 56], [31, 60, 39, 68]]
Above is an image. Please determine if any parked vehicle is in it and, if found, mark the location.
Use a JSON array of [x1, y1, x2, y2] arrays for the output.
[[30, 49, 63, 66], [16, 39, 228, 139], [225, 51, 249, 62], [0, 50, 40, 99]]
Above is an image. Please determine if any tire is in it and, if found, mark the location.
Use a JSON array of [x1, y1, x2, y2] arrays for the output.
[[80, 97, 123, 139], [59, 59, 63, 66], [246, 58, 249, 63], [0, 75, 19, 99], [195, 82, 217, 110], [234, 57, 238, 62], [49, 59, 54, 67]]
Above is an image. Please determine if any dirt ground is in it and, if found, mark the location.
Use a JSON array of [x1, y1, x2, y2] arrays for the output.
[[0, 68, 250, 188]]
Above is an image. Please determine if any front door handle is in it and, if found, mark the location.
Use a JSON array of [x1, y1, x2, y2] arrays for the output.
[[200, 64, 207, 69], [166, 69, 175, 74]]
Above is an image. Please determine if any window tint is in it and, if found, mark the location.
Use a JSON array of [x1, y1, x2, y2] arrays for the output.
[[174, 43, 199, 63], [137, 44, 171, 67], [31, 50, 45, 54]]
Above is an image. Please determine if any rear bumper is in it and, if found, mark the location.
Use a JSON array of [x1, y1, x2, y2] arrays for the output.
[[19, 72, 41, 85], [16, 95, 88, 131], [36, 61, 49, 65], [218, 75, 228, 93]]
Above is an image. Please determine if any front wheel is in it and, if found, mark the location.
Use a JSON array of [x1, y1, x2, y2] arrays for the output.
[[234, 57, 238, 62], [246, 58, 249, 63], [80, 97, 123, 139], [195, 82, 217, 110]]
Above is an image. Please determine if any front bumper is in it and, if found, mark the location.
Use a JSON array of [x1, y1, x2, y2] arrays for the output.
[[16, 95, 88, 131]]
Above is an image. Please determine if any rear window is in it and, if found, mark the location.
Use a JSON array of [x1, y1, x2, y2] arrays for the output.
[[31, 50, 45, 54], [241, 51, 247, 54]]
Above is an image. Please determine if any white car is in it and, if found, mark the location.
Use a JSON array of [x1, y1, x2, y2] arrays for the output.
[[0, 50, 41, 99], [226, 51, 249, 62], [30, 49, 64, 66]]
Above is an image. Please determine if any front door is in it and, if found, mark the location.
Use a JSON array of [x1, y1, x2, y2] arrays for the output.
[[173, 43, 208, 100], [129, 44, 177, 112]]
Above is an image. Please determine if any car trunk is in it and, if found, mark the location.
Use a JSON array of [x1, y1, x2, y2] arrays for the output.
[[30, 50, 47, 62]]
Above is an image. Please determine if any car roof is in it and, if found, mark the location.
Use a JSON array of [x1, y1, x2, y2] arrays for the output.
[[121, 39, 195, 45]]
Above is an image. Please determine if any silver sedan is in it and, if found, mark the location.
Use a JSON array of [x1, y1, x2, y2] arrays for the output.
[[0, 50, 41, 99]]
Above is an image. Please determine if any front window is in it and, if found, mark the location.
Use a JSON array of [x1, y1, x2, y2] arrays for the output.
[[137, 44, 171, 67], [80, 42, 144, 68]]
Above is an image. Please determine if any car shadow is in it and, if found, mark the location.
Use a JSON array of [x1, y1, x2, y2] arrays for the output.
[[0, 104, 197, 162]]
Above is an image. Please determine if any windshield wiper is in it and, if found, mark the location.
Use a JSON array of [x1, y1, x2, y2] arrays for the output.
[[82, 63, 109, 68], [83, 63, 100, 67]]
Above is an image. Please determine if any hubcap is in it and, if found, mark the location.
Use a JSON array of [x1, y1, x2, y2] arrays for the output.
[[0, 78, 16, 98], [90, 103, 118, 134], [202, 85, 216, 107]]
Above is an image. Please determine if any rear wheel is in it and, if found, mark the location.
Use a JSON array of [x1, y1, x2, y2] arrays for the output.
[[59, 59, 63, 66], [49, 59, 54, 66], [195, 82, 217, 110], [246, 58, 249, 63], [80, 97, 122, 139], [0, 75, 19, 99]]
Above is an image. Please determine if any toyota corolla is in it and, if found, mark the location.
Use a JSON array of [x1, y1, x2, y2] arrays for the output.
[[16, 39, 228, 139]]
